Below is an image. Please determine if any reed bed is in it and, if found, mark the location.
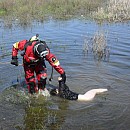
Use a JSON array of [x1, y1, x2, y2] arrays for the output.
[[92, 0, 130, 22]]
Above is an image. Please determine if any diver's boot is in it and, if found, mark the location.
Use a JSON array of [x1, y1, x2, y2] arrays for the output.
[[38, 83, 50, 97], [28, 82, 36, 94]]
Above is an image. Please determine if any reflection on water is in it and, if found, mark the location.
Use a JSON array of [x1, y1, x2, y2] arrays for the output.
[[0, 19, 130, 130]]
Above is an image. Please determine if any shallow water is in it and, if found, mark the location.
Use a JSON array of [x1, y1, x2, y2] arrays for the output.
[[0, 19, 130, 130]]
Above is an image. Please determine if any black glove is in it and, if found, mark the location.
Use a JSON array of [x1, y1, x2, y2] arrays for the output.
[[61, 72, 66, 83], [11, 56, 18, 66]]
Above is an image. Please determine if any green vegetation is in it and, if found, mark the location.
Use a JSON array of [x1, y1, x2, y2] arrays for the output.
[[0, 0, 104, 26], [0, 8, 6, 15], [0, 0, 129, 26]]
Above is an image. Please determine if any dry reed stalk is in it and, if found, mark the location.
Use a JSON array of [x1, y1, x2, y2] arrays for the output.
[[92, 0, 130, 22], [82, 31, 110, 60], [92, 31, 110, 60]]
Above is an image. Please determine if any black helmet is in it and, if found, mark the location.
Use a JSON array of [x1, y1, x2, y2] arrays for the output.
[[34, 43, 48, 58]]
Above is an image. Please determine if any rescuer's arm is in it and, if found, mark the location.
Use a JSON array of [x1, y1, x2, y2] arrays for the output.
[[46, 51, 66, 83], [11, 40, 27, 66]]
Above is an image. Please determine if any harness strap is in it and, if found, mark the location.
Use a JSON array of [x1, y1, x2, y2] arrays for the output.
[[24, 41, 33, 52]]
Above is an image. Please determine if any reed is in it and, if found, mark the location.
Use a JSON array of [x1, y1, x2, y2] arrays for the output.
[[92, 0, 130, 22], [83, 31, 110, 60], [92, 31, 108, 59]]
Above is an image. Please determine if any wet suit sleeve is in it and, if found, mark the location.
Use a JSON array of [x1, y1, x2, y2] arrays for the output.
[[59, 80, 79, 100], [46, 51, 65, 75], [12, 40, 28, 57]]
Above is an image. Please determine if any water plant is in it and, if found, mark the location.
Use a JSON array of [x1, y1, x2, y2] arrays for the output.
[[92, 31, 109, 60], [83, 31, 110, 60]]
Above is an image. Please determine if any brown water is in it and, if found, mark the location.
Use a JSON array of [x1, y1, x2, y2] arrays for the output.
[[0, 19, 130, 130]]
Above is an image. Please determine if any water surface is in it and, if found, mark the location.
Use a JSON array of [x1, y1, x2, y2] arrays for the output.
[[0, 19, 130, 130]]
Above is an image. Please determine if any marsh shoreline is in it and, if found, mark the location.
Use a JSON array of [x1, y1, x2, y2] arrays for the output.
[[0, 0, 130, 27]]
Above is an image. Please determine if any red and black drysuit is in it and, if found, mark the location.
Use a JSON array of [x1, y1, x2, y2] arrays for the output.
[[11, 40, 65, 94]]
